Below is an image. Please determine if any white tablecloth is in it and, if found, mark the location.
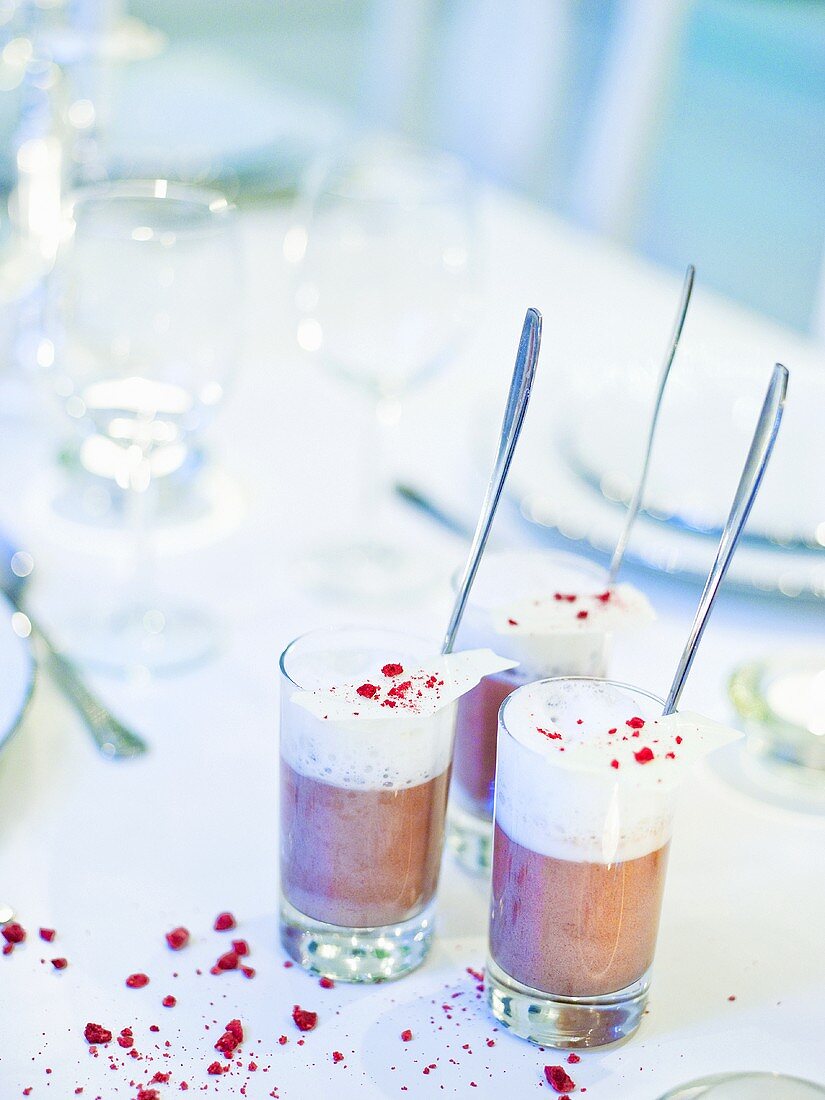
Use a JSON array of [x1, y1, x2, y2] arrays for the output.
[[0, 191, 823, 1099]]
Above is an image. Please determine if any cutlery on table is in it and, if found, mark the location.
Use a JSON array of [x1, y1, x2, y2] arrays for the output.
[[0, 536, 148, 759]]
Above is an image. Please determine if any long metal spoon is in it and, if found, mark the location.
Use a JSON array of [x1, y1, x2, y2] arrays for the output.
[[608, 263, 695, 584], [441, 307, 542, 654], [662, 362, 788, 715], [0, 548, 148, 758]]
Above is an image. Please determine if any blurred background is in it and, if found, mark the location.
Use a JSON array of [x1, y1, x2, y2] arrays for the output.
[[1, 0, 822, 332]]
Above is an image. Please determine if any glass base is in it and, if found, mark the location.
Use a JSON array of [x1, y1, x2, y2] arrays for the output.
[[279, 896, 435, 983], [486, 954, 650, 1047], [69, 601, 218, 676], [295, 538, 439, 604], [446, 802, 492, 875], [658, 1072, 825, 1099]]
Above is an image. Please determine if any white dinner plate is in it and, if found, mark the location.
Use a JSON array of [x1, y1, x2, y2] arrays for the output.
[[505, 408, 825, 601], [0, 591, 35, 754]]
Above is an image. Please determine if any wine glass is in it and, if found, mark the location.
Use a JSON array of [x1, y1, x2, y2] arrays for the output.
[[288, 135, 478, 600], [44, 178, 241, 673]]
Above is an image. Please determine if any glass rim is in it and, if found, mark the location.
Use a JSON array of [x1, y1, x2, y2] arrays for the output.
[[279, 624, 434, 691], [499, 675, 667, 752], [450, 547, 609, 596], [62, 178, 236, 238]]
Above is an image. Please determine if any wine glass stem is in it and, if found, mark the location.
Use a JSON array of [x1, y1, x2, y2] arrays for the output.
[[358, 394, 399, 539], [125, 442, 156, 616]]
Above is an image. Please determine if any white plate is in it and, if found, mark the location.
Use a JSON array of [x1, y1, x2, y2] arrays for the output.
[[0, 591, 35, 753], [558, 295, 825, 550], [507, 411, 825, 601]]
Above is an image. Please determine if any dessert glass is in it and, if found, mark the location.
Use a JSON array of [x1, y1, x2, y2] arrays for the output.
[[280, 626, 463, 982], [448, 550, 615, 874], [487, 676, 677, 1047]]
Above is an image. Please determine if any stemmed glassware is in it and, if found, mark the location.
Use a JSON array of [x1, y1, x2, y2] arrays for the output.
[[288, 135, 478, 600], [44, 178, 242, 674]]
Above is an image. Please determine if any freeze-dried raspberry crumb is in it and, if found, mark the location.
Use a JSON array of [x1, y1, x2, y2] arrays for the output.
[[162, 995, 176, 1007], [332, 1051, 344, 1063], [248, 1061, 257, 1071], [538, 728, 562, 741], [466, 967, 484, 981], [544, 1064, 576, 1092], [151, 1072, 171, 1084], [117, 1035, 134, 1049], [576, 610, 589, 620], [84, 1023, 112, 1045], [207, 1062, 226, 1075], [675, 735, 683, 744], [610, 759, 620, 769], [292, 1005, 318, 1032], [633, 746, 654, 764], [2, 922, 25, 944], [595, 591, 611, 603], [665, 751, 676, 760], [39, 927, 56, 942], [728, 994, 736, 1002], [319, 976, 334, 989], [278, 1035, 288, 1046], [507, 618, 519, 626], [2, 942, 12, 955], [136, 1089, 160, 1100], [149, 1024, 159, 1033], [627, 716, 645, 729], [567, 1053, 580, 1064], [215, 1031, 239, 1056], [225, 1019, 243, 1043], [126, 972, 150, 988], [382, 663, 404, 677], [400, 1029, 413, 1042], [165, 927, 190, 950], [608, 727, 617, 734], [232, 939, 250, 956], [51, 957, 68, 969], [214, 912, 236, 931], [241, 965, 256, 979], [356, 683, 379, 699], [215, 950, 239, 971]]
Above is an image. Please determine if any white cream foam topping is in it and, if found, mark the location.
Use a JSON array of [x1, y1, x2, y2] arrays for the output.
[[495, 679, 741, 862], [490, 582, 655, 635], [282, 649, 516, 791], [455, 551, 652, 680]]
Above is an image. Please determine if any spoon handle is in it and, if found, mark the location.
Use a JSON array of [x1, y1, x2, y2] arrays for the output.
[[608, 264, 695, 584], [662, 362, 788, 715], [43, 644, 149, 758], [7, 592, 149, 758], [441, 308, 542, 654]]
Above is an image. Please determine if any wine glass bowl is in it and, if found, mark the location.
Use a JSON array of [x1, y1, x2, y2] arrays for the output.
[[44, 178, 242, 673], [289, 137, 478, 599]]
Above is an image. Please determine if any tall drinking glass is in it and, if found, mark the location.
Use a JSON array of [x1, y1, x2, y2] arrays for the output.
[[287, 136, 477, 600], [448, 550, 625, 874], [487, 676, 723, 1047], [279, 627, 458, 982], [45, 179, 241, 673]]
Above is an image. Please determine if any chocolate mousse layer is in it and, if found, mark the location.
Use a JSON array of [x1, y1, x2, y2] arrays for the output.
[[489, 823, 669, 997], [281, 762, 450, 928], [452, 669, 524, 818]]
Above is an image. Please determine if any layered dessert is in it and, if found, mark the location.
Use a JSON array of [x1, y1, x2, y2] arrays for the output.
[[280, 633, 514, 932], [488, 678, 740, 1005], [449, 551, 654, 866]]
